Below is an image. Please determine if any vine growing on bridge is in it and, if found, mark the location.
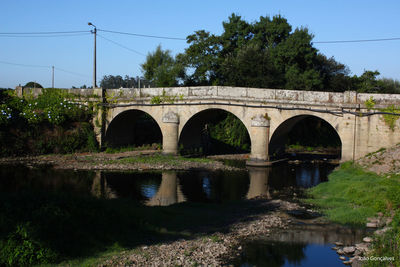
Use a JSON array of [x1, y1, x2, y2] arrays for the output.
[[364, 97, 400, 131]]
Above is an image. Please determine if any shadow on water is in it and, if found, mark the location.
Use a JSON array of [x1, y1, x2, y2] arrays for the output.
[[0, 161, 339, 265]]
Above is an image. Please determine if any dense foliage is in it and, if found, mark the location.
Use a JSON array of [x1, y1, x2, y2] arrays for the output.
[[141, 45, 185, 87], [208, 113, 250, 152], [100, 75, 152, 89], [140, 14, 400, 93], [24, 82, 43, 89], [0, 89, 98, 156]]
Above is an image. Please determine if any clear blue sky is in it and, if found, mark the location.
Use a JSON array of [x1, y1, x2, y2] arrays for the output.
[[1, 0, 399, 88]]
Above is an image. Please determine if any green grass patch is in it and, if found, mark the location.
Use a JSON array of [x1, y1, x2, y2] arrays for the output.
[[107, 154, 214, 166], [306, 162, 400, 226], [104, 144, 161, 154]]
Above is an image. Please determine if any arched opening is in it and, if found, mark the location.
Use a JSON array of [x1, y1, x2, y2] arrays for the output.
[[105, 110, 162, 149], [269, 115, 341, 159], [179, 109, 251, 156]]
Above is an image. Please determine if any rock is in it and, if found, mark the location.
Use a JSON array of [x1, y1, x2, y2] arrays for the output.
[[334, 241, 344, 246], [375, 227, 391, 236], [339, 256, 346, 260], [343, 246, 356, 254], [354, 249, 363, 256], [343, 260, 352, 265], [362, 237, 373, 243], [355, 243, 370, 253], [367, 217, 379, 223], [366, 222, 378, 228], [337, 249, 345, 255], [331, 246, 339, 250]]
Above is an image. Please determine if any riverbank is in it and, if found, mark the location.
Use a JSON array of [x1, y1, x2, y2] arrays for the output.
[[93, 199, 303, 267], [1, 183, 318, 266], [306, 148, 400, 266], [0, 151, 242, 171]]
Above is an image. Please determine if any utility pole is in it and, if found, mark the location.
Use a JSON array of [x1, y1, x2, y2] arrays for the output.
[[88, 22, 97, 88], [52, 66, 54, 88]]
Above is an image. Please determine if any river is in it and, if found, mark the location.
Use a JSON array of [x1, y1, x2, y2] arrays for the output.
[[0, 161, 364, 266]]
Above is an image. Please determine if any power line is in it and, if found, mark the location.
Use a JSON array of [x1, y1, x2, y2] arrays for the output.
[[97, 34, 146, 56], [314, 37, 400, 44], [0, 60, 50, 68], [98, 28, 186, 41], [54, 67, 90, 78], [0, 60, 89, 77], [0, 30, 89, 35], [2, 28, 400, 44], [0, 33, 91, 38]]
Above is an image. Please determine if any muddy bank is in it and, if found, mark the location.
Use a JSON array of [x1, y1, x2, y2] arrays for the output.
[[0, 151, 243, 171]]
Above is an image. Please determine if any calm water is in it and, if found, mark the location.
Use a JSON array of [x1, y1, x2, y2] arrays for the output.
[[232, 226, 365, 267], [0, 161, 359, 267], [0, 162, 335, 205]]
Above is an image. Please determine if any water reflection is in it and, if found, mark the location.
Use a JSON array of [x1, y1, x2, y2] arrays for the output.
[[0, 164, 94, 194], [246, 167, 271, 199], [233, 225, 366, 267], [0, 162, 336, 207], [146, 172, 186, 206]]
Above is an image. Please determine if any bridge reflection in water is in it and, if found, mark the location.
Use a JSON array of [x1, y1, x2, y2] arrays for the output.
[[91, 167, 274, 206]]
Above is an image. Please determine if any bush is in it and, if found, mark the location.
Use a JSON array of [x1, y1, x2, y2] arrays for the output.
[[0, 89, 98, 156], [0, 223, 58, 266]]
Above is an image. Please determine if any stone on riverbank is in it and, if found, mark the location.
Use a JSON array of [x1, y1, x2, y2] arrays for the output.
[[343, 246, 355, 254]]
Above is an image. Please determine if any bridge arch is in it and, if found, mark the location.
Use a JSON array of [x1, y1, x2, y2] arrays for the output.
[[178, 107, 251, 155], [105, 108, 162, 148], [269, 113, 342, 158]]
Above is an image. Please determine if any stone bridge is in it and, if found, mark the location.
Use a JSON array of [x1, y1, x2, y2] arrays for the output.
[[16, 86, 400, 164], [94, 86, 400, 164]]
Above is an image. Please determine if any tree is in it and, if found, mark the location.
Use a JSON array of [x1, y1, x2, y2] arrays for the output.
[[177, 30, 220, 86], [24, 82, 43, 88], [141, 13, 399, 93], [355, 70, 381, 93], [316, 54, 352, 92], [176, 13, 349, 91], [141, 45, 184, 87], [100, 75, 139, 89]]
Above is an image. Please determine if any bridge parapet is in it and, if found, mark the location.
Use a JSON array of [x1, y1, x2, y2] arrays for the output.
[[15, 86, 400, 108], [103, 86, 400, 108]]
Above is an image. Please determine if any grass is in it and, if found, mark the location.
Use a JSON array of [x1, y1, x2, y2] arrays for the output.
[[104, 143, 161, 154], [305, 161, 400, 265], [306, 162, 400, 226], [106, 153, 214, 166]]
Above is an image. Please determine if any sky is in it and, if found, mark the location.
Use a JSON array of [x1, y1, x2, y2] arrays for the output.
[[1, 0, 399, 89]]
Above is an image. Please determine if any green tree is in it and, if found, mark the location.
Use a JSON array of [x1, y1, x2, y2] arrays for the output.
[[355, 70, 381, 93], [177, 31, 220, 85], [100, 75, 139, 89], [316, 54, 352, 92], [141, 13, 398, 93], [141, 45, 184, 87], [177, 13, 348, 91], [24, 82, 43, 88], [379, 78, 400, 94]]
